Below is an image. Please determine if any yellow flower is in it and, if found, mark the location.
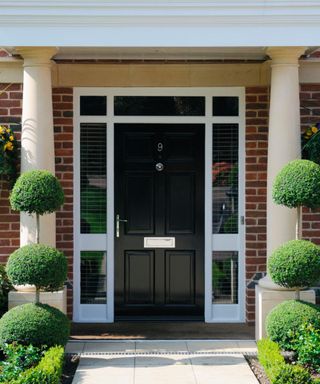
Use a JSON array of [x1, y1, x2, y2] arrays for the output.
[[307, 131, 313, 137], [6, 129, 10, 134], [312, 126, 318, 134], [9, 135, 14, 141], [0, 127, 4, 134], [4, 141, 13, 151]]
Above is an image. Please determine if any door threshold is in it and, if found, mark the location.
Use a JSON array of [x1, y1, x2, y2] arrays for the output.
[[115, 316, 204, 321]]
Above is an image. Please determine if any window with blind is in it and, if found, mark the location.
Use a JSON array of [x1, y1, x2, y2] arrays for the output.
[[80, 123, 107, 234], [212, 124, 239, 234], [81, 251, 107, 304], [212, 251, 238, 304]]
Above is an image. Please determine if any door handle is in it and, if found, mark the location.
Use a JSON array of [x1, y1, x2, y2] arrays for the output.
[[116, 214, 128, 238]]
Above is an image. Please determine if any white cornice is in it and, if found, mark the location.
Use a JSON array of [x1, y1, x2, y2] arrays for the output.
[[1, 1, 320, 46]]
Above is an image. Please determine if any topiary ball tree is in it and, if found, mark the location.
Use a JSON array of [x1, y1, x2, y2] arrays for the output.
[[272, 159, 320, 240], [0, 303, 70, 347], [10, 170, 64, 243], [266, 300, 320, 350], [268, 240, 320, 299], [6, 244, 67, 303]]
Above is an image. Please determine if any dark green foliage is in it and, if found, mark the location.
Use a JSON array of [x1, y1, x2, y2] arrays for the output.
[[266, 300, 320, 350], [9, 346, 64, 384], [0, 303, 70, 347], [0, 126, 18, 186], [292, 323, 320, 371], [10, 170, 64, 215], [0, 344, 44, 383], [6, 244, 67, 292], [0, 264, 13, 313], [268, 240, 320, 288], [272, 160, 320, 209], [257, 338, 313, 384]]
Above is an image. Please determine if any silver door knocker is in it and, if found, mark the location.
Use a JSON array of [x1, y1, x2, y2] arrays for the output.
[[157, 142, 163, 152], [155, 162, 164, 172]]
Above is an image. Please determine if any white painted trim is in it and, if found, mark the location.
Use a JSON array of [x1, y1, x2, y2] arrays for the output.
[[1, 1, 320, 46], [73, 86, 245, 323]]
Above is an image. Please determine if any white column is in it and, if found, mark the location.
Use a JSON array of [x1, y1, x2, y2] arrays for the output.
[[260, 46, 306, 289], [17, 47, 58, 246], [256, 47, 315, 340]]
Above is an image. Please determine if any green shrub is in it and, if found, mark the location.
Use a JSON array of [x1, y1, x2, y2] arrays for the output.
[[10, 170, 64, 215], [0, 264, 13, 313], [292, 323, 320, 371], [257, 338, 285, 381], [10, 346, 64, 384], [0, 344, 44, 383], [272, 159, 320, 209], [268, 240, 320, 288], [266, 300, 320, 350], [6, 244, 67, 292], [0, 303, 70, 347], [273, 364, 312, 384], [257, 338, 313, 384]]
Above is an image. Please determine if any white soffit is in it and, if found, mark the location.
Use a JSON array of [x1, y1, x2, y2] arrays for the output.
[[1, 1, 320, 47]]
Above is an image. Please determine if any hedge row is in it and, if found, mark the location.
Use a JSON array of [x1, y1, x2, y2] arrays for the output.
[[9, 346, 64, 384], [257, 339, 316, 384]]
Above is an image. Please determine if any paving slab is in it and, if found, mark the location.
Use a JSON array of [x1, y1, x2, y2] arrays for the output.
[[70, 340, 258, 384]]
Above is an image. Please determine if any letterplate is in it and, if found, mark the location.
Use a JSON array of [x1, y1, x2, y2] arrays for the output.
[[144, 237, 175, 248]]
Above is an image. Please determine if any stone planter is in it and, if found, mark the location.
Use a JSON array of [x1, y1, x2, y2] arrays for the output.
[[8, 286, 67, 314]]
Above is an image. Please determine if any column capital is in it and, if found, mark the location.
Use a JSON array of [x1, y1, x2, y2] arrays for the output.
[[266, 46, 307, 65], [15, 47, 58, 67]]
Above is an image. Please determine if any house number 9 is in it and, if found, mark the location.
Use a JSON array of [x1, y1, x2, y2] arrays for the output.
[[157, 143, 163, 152]]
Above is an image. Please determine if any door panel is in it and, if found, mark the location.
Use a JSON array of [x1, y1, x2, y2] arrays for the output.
[[165, 251, 195, 305], [125, 173, 155, 234], [125, 251, 155, 305], [115, 124, 204, 319], [166, 173, 195, 234]]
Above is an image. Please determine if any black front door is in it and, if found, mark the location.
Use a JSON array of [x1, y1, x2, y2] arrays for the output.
[[115, 124, 204, 319]]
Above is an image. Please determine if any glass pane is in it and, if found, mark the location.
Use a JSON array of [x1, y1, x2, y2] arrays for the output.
[[213, 97, 239, 116], [114, 96, 205, 116], [80, 123, 107, 234], [80, 96, 107, 116], [81, 251, 106, 304], [212, 251, 238, 304], [212, 124, 238, 234]]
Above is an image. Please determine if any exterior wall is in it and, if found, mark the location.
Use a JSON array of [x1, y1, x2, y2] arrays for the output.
[[53, 88, 74, 317], [300, 84, 320, 246], [245, 86, 269, 324], [0, 83, 22, 264], [1, 78, 320, 322]]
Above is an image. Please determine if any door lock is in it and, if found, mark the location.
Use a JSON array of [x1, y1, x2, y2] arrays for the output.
[[116, 214, 128, 238]]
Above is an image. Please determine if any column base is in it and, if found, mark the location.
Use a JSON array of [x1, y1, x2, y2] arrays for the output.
[[255, 284, 315, 340], [8, 287, 67, 314]]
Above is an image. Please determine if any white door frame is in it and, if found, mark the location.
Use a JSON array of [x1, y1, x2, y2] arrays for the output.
[[73, 87, 245, 323]]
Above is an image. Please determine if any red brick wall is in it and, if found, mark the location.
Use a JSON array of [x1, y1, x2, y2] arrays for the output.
[[53, 88, 74, 317], [0, 84, 22, 264], [300, 84, 320, 246], [0, 84, 74, 317], [245, 87, 269, 324]]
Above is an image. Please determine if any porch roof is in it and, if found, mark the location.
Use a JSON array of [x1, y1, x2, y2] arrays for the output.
[[1, 1, 320, 47]]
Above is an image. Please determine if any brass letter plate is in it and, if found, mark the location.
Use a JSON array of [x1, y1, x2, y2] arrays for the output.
[[144, 237, 175, 248]]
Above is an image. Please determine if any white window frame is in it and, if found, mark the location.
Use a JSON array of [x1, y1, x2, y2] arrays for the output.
[[73, 87, 245, 323]]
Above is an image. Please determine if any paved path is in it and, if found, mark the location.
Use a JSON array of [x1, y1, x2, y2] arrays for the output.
[[67, 340, 258, 384]]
